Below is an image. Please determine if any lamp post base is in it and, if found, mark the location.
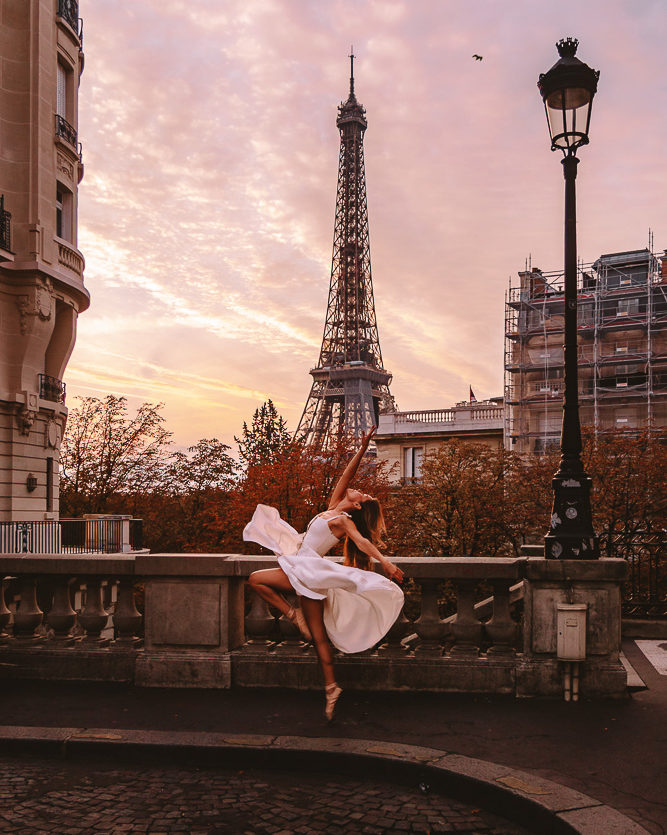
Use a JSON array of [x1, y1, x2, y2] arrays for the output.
[[544, 472, 600, 559]]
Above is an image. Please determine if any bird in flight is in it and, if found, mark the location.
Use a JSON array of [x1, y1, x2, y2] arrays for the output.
[[472, 54, 483, 61]]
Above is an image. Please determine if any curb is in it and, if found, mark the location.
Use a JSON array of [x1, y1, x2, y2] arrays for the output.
[[0, 726, 649, 835]]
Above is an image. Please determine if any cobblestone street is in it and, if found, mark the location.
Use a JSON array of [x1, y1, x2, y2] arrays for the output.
[[0, 755, 530, 834]]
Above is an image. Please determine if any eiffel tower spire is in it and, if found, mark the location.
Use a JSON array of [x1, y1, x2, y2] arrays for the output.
[[296, 57, 394, 449]]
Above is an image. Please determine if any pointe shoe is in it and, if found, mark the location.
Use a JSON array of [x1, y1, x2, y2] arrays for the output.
[[325, 683, 342, 722], [288, 607, 312, 642]]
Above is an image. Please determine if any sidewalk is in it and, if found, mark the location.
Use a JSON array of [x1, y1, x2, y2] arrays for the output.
[[1, 639, 665, 834]]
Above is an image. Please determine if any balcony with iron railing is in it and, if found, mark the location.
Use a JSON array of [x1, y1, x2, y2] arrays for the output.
[[55, 114, 77, 149], [39, 374, 66, 404], [56, 0, 79, 37]]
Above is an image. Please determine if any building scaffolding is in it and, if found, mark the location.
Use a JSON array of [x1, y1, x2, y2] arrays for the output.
[[504, 247, 667, 454]]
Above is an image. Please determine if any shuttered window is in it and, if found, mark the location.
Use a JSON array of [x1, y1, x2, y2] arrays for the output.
[[57, 63, 67, 117], [403, 447, 423, 481]]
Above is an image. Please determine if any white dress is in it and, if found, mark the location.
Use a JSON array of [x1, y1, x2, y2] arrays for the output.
[[243, 504, 404, 654]]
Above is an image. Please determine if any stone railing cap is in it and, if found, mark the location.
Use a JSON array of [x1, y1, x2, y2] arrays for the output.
[[524, 557, 627, 581], [0, 555, 137, 575]]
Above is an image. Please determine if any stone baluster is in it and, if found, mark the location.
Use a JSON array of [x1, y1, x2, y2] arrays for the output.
[[413, 579, 447, 656], [0, 578, 11, 642], [13, 577, 44, 640], [46, 577, 77, 643], [275, 594, 306, 654], [78, 578, 110, 645], [485, 580, 518, 655], [378, 609, 410, 656], [112, 578, 143, 646], [244, 591, 276, 652], [450, 580, 483, 656]]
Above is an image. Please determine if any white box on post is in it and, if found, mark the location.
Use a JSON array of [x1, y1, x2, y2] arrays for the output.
[[557, 603, 587, 661]]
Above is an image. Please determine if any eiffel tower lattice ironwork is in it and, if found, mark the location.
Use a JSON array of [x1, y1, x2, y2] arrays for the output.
[[296, 54, 393, 449]]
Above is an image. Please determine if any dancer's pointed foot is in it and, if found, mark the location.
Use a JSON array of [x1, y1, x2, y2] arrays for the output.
[[288, 606, 312, 642], [325, 682, 342, 721]]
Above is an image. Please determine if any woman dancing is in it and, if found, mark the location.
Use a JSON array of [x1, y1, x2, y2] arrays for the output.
[[244, 427, 405, 721]]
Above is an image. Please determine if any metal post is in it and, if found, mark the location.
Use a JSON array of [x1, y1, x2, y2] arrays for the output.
[[544, 154, 600, 559]]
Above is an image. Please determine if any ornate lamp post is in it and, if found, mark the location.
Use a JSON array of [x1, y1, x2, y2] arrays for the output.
[[538, 38, 600, 559]]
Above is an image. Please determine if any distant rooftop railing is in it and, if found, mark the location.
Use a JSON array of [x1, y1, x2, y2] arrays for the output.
[[379, 404, 504, 433]]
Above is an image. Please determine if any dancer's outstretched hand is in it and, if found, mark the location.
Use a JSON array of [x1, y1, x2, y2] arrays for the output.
[[361, 425, 377, 447], [387, 562, 404, 583]]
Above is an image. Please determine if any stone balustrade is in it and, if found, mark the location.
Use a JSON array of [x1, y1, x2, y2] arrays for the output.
[[0, 553, 627, 698]]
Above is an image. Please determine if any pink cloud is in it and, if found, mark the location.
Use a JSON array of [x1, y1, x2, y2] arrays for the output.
[[73, 0, 667, 446]]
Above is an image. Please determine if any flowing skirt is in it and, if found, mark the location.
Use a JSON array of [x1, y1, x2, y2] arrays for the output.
[[243, 505, 404, 654]]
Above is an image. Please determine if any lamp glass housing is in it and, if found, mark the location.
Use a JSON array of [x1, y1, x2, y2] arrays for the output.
[[544, 87, 593, 152]]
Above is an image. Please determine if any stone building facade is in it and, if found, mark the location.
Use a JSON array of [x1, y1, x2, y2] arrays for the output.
[[0, 0, 88, 521], [504, 249, 667, 455], [375, 399, 504, 484]]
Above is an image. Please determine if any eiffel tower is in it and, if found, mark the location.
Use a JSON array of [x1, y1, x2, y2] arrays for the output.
[[296, 54, 393, 449]]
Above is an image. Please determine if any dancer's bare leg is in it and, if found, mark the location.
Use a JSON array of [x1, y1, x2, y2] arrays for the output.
[[248, 568, 294, 617], [301, 597, 335, 687]]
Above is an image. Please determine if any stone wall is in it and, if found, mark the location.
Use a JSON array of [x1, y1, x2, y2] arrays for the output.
[[0, 553, 628, 699]]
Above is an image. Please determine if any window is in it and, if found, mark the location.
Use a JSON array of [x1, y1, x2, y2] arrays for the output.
[[56, 184, 72, 241], [403, 447, 423, 481], [617, 298, 639, 317], [57, 62, 67, 118]]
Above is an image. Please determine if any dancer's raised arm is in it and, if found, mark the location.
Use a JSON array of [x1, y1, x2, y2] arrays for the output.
[[328, 426, 376, 510]]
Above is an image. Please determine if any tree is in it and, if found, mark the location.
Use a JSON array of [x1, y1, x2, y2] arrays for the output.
[[583, 428, 667, 553], [165, 439, 238, 551], [235, 399, 291, 467], [224, 434, 392, 554], [387, 442, 521, 558], [60, 396, 172, 515]]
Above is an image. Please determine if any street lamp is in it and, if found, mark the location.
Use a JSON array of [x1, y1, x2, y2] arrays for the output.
[[538, 38, 600, 560]]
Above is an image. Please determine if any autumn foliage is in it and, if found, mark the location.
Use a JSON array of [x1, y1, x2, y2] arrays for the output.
[[59, 396, 666, 557]]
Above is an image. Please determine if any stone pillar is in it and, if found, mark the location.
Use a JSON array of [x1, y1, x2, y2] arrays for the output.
[[450, 580, 483, 656], [135, 554, 244, 688], [13, 577, 44, 640], [413, 579, 447, 656], [78, 578, 110, 645], [112, 578, 142, 646], [517, 558, 627, 698], [46, 577, 77, 642], [244, 592, 276, 652], [485, 580, 518, 655]]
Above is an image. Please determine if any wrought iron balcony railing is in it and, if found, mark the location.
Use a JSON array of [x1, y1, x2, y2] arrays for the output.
[[57, 0, 79, 35], [0, 195, 10, 252], [55, 114, 77, 148], [39, 374, 66, 404], [0, 517, 143, 555]]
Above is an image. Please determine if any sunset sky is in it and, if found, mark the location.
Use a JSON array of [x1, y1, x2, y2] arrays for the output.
[[72, 0, 667, 450]]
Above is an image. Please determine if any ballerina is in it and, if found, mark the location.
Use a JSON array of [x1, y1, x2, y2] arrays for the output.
[[244, 426, 405, 721]]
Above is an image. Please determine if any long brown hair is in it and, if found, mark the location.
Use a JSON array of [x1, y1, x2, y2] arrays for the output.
[[343, 498, 386, 572]]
